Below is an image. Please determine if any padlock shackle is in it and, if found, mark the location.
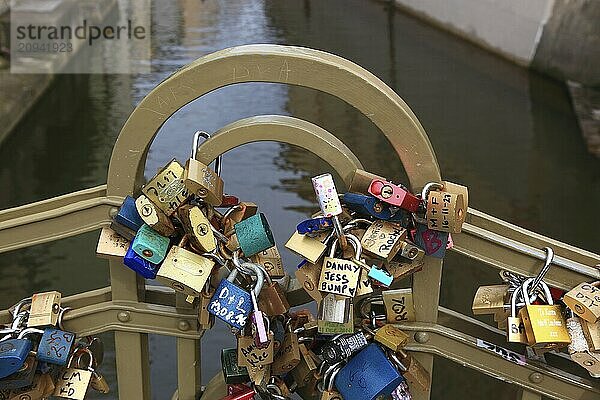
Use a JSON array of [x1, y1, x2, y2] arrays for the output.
[[328, 233, 362, 260], [511, 285, 524, 317], [240, 262, 265, 295], [192, 130, 222, 177], [420, 182, 444, 202], [523, 278, 554, 306], [16, 327, 44, 339], [529, 247, 554, 297]]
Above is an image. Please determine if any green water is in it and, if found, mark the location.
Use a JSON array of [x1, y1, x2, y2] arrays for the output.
[[0, 0, 597, 398]]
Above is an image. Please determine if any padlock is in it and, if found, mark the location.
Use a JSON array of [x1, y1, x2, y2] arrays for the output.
[[183, 131, 224, 206], [318, 303, 355, 335], [291, 344, 318, 388], [37, 328, 76, 366], [566, 311, 600, 377], [295, 261, 324, 302], [393, 350, 431, 392], [156, 236, 214, 296], [246, 363, 270, 386], [506, 287, 528, 344], [123, 243, 161, 279], [384, 259, 424, 281], [42, 372, 56, 398], [398, 240, 425, 262], [0, 356, 37, 390], [53, 350, 93, 400], [286, 231, 328, 264], [311, 173, 343, 217], [89, 369, 110, 394], [131, 223, 170, 264], [348, 169, 387, 194], [250, 246, 285, 279], [334, 343, 404, 400], [234, 213, 275, 257], [198, 281, 215, 330], [564, 281, 600, 324], [319, 293, 351, 324], [221, 383, 256, 400], [237, 333, 274, 368], [318, 234, 362, 297], [135, 194, 176, 237], [209, 268, 261, 330], [69, 350, 109, 394], [355, 268, 374, 296], [442, 181, 469, 210], [96, 227, 130, 259], [114, 195, 144, 232], [142, 158, 190, 216], [7, 372, 47, 400], [519, 279, 570, 349], [423, 183, 465, 233], [413, 223, 450, 258], [341, 192, 411, 226], [0, 336, 34, 379], [257, 272, 290, 317], [271, 332, 301, 375], [368, 179, 421, 213], [582, 319, 600, 352], [374, 324, 409, 352], [109, 220, 137, 241], [354, 258, 394, 287], [271, 317, 285, 353], [360, 220, 407, 261], [472, 284, 509, 315], [297, 217, 333, 234], [320, 331, 369, 364], [178, 205, 217, 252], [27, 291, 61, 327], [382, 288, 416, 323], [221, 348, 250, 384]]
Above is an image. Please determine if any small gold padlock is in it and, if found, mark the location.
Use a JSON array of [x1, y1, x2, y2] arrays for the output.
[[237, 333, 274, 368], [396, 350, 431, 392], [142, 159, 190, 216], [96, 227, 129, 259], [271, 332, 301, 375], [442, 181, 469, 210], [258, 272, 290, 316], [384, 259, 424, 281], [564, 281, 600, 324], [425, 186, 465, 234], [28, 291, 61, 327], [374, 324, 409, 352], [348, 169, 386, 194], [291, 344, 318, 388], [135, 194, 176, 237], [295, 261, 323, 302], [398, 240, 425, 262], [251, 246, 285, 279], [382, 288, 416, 323], [178, 205, 217, 252], [183, 132, 224, 206], [285, 231, 327, 264], [360, 220, 407, 261], [247, 364, 271, 386], [472, 285, 509, 315]]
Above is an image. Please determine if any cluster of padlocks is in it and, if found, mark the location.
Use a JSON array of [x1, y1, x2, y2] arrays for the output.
[[0, 292, 108, 399], [472, 249, 600, 377]]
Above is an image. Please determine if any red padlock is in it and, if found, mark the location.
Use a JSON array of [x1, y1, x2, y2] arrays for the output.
[[223, 384, 256, 399], [368, 179, 421, 213]]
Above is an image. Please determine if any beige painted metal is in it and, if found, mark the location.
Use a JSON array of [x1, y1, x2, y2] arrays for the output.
[[0, 44, 598, 400]]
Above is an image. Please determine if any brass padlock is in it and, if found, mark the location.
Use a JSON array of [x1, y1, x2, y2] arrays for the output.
[[295, 261, 324, 302], [382, 288, 416, 323], [582, 319, 600, 352], [519, 279, 570, 349], [285, 231, 328, 264], [348, 169, 386, 194], [472, 285, 509, 315], [318, 234, 362, 298], [360, 220, 407, 261], [135, 194, 176, 237], [178, 205, 217, 252], [442, 181, 469, 211], [251, 246, 285, 279], [506, 286, 528, 344], [355, 268, 374, 297], [374, 324, 409, 352], [258, 269, 290, 316], [27, 291, 61, 327], [223, 202, 258, 236], [291, 344, 318, 388], [53, 352, 93, 400], [564, 281, 600, 324], [198, 281, 215, 330], [384, 259, 424, 281], [237, 333, 274, 368], [142, 158, 190, 216], [247, 364, 270, 386], [423, 182, 466, 233], [96, 227, 129, 259], [398, 240, 425, 262], [393, 350, 431, 392], [271, 332, 301, 375], [183, 131, 224, 206], [156, 236, 214, 296], [566, 312, 600, 377]]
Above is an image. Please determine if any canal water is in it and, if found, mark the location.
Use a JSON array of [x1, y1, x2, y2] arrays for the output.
[[0, 0, 598, 398]]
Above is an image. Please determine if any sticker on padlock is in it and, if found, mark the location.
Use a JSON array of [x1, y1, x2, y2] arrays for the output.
[[208, 268, 261, 330], [318, 235, 362, 297], [142, 158, 190, 216], [131, 224, 170, 264], [27, 291, 61, 327]]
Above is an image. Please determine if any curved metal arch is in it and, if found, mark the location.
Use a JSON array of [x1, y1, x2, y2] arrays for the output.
[[195, 115, 363, 184], [107, 44, 441, 197]]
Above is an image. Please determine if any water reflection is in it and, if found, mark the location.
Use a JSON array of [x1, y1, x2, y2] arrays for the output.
[[0, 0, 597, 398]]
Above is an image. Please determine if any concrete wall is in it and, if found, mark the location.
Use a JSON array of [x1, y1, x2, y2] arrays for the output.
[[394, 0, 599, 86]]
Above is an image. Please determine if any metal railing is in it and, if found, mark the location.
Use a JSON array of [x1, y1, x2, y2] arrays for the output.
[[0, 45, 599, 400]]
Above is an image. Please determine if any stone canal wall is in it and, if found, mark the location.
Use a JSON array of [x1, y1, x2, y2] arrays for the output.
[[393, 0, 599, 87]]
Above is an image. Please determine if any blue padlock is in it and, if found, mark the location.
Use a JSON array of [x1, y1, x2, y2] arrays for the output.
[[341, 193, 411, 226], [335, 343, 404, 400], [296, 217, 333, 234], [123, 244, 161, 279], [37, 328, 75, 366], [132, 224, 170, 264], [0, 338, 32, 378], [234, 213, 275, 257], [367, 266, 394, 287], [114, 195, 145, 232], [413, 223, 450, 259], [208, 268, 262, 330]]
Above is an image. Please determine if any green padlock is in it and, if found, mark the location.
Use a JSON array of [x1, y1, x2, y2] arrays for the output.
[[221, 348, 250, 384], [132, 224, 170, 264], [234, 213, 275, 257]]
